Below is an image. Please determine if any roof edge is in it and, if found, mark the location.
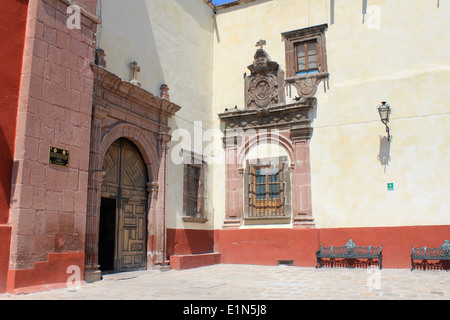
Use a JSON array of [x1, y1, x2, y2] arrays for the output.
[[203, 0, 261, 13]]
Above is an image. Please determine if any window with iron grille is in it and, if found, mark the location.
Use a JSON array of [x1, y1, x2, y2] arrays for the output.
[[182, 150, 206, 222], [185, 164, 201, 217], [253, 165, 282, 215], [244, 156, 291, 223]]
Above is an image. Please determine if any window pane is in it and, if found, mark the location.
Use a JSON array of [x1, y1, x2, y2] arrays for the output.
[[255, 168, 267, 184], [296, 43, 306, 72], [187, 199, 197, 216], [269, 184, 280, 199], [297, 57, 306, 71], [268, 167, 279, 183], [255, 168, 262, 184], [307, 42, 316, 55], [308, 54, 317, 69], [307, 42, 317, 70], [256, 184, 266, 200], [186, 165, 200, 203], [296, 44, 305, 57]]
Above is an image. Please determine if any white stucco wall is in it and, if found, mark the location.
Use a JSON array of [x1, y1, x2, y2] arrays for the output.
[[98, 0, 216, 230]]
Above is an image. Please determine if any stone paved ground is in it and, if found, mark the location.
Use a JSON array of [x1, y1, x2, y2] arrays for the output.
[[1, 264, 449, 300]]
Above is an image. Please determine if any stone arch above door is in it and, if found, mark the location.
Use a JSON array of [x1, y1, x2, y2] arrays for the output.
[[99, 123, 159, 182]]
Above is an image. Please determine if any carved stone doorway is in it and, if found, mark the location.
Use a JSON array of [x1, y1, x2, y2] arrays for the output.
[[85, 64, 180, 282], [99, 138, 148, 272]]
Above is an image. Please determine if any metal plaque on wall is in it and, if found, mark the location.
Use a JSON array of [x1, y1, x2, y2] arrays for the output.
[[49, 146, 70, 167]]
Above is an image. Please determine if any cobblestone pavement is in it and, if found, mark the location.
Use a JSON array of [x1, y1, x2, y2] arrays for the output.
[[1, 264, 449, 300]]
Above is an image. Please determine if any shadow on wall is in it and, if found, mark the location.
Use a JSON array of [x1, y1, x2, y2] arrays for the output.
[[377, 136, 391, 172], [174, 0, 214, 32], [0, 127, 14, 221], [99, 0, 166, 95]]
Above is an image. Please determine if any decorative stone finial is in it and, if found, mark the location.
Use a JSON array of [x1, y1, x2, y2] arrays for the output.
[[255, 39, 266, 50], [95, 48, 106, 68], [160, 84, 170, 101], [130, 61, 141, 87]]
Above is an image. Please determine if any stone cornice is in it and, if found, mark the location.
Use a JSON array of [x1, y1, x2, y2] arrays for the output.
[[219, 98, 316, 140], [219, 98, 315, 128], [281, 23, 328, 40], [92, 64, 181, 117], [219, 99, 314, 119]]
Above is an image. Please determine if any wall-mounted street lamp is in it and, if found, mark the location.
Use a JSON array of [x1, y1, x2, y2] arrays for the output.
[[377, 101, 392, 141]]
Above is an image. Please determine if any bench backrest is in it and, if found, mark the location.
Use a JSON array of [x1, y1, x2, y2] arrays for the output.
[[411, 240, 450, 258], [318, 239, 382, 255]]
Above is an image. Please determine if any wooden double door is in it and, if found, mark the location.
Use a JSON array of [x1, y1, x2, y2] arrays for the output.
[[99, 138, 148, 272]]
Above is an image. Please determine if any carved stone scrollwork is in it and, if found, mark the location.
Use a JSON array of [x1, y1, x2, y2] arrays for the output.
[[247, 74, 280, 108], [285, 72, 329, 98]]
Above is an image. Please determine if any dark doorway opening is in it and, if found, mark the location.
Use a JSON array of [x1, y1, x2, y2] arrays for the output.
[[98, 197, 117, 272]]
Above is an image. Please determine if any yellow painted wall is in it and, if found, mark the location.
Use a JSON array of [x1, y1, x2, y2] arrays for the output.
[[99, 0, 449, 231], [211, 0, 450, 228]]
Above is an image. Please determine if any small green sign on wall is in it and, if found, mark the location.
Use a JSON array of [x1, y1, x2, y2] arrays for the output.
[[387, 183, 394, 191]]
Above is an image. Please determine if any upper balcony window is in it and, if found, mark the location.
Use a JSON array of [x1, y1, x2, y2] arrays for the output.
[[282, 24, 329, 97]]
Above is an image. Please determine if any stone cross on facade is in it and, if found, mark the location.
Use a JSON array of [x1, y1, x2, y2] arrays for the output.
[[130, 61, 141, 87], [255, 39, 266, 50]]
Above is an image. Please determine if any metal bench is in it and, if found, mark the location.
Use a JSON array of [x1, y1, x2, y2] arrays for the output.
[[410, 240, 450, 271], [316, 239, 383, 269]]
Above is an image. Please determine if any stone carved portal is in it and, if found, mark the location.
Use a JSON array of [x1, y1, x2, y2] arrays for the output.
[[219, 42, 316, 229], [85, 64, 180, 282]]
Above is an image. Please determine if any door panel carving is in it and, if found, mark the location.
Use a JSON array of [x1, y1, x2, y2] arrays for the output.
[[101, 138, 148, 272]]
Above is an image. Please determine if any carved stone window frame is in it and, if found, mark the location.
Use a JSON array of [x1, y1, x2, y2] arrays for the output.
[[219, 45, 316, 230], [282, 24, 329, 98], [181, 149, 207, 223]]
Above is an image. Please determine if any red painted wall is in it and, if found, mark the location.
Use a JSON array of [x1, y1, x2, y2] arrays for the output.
[[213, 225, 450, 269], [0, 0, 29, 293], [318, 225, 450, 269], [167, 228, 215, 257], [214, 228, 319, 266], [7, 252, 85, 294]]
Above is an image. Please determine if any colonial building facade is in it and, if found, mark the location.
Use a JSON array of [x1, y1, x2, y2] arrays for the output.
[[0, 0, 449, 293]]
